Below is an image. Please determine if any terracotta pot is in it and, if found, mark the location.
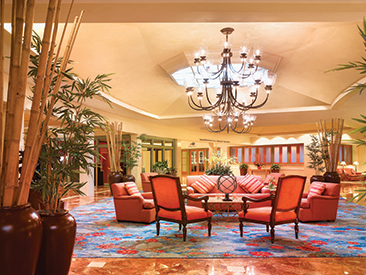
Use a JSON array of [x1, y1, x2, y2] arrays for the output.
[[310, 175, 325, 183], [239, 168, 248, 175], [35, 210, 76, 275], [108, 172, 123, 195], [122, 174, 136, 183], [323, 171, 341, 184], [0, 203, 43, 275], [271, 169, 280, 173]]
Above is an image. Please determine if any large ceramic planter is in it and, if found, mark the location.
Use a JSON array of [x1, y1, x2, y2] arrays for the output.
[[323, 171, 341, 184], [35, 210, 76, 275], [108, 172, 123, 195], [0, 203, 43, 275], [310, 175, 325, 183], [122, 174, 136, 183], [270, 169, 280, 173]]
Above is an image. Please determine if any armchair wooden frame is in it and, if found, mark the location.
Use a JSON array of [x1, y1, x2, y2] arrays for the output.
[[149, 174, 212, 241], [239, 175, 306, 243]]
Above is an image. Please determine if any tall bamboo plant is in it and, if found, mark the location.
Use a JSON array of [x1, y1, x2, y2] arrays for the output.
[[0, 0, 84, 207], [327, 18, 366, 202]]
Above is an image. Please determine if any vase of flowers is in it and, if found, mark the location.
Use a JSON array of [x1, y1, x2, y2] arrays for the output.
[[268, 177, 278, 193], [254, 161, 265, 170]]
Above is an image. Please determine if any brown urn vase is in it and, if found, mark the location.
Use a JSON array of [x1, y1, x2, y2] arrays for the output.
[[239, 168, 248, 176], [108, 172, 123, 195], [0, 203, 43, 275], [310, 175, 325, 183], [35, 210, 76, 275], [122, 174, 136, 183], [323, 171, 341, 184]]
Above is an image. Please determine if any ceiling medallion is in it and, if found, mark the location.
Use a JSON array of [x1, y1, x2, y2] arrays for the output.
[[185, 27, 276, 134]]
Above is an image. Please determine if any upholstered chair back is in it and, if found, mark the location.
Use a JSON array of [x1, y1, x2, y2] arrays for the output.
[[275, 176, 306, 211]]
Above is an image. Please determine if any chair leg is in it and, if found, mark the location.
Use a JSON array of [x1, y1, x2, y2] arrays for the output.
[[295, 221, 299, 239], [270, 226, 275, 243], [179, 224, 182, 231], [183, 224, 187, 241], [239, 220, 243, 237], [266, 224, 269, 232], [156, 220, 160, 236], [208, 218, 212, 237]]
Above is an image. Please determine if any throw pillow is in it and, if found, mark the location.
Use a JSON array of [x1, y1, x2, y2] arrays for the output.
[[308, 182, 326, 197], [236, 176, 249, 192], [239, 174, 264, 194], [125, 182, 142, 197], [191, 175, 216, 194]]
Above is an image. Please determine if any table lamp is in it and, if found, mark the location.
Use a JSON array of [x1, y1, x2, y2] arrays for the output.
[[353, 161, 359, 172]]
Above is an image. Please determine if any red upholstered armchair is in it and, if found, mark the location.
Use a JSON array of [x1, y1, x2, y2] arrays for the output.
[[239, 175, 306, 243], [299, 182, 341, 222], [111, 182, 156, 223], [140, 172, 158, 192], [150, 175, 212, 241]]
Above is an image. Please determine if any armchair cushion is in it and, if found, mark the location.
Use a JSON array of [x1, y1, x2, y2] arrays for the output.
[[300, 198, 310, 209], [158, 206, 213, 221], [238, 174, 264, 194], [125, 182, 142, 197], [308, 182, 326, 197], [191, 175, 216, 194], [239, 206, 297, 222]]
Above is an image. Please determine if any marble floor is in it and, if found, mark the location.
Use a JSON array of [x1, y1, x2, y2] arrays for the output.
[[66, 184, 366, 275]]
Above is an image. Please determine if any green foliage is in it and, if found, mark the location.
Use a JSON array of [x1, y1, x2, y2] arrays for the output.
[[327, 18, 366, 203], [239, 163, 249, 169], [120, 135, 145, 175], [326, 18, 366, 95], [29, 32, 113, 211], [205, 164, 233, 175], [152, 160, 169, 174], [305, 135, 325, 174], [270, 163, 281, 170]]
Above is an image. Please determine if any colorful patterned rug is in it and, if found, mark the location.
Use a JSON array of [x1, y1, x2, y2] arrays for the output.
[[70, 198, 366, 258]]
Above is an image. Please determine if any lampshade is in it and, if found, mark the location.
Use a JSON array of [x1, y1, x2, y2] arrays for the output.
[[340, 161, 346, 166], [353, 161, 359, 166]]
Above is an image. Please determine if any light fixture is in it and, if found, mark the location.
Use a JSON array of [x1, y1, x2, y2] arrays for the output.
[[203, 112, 256, 134], [353, 161, 359, 172], [340, 161, 346, 172], [185, 27, 276, 133]]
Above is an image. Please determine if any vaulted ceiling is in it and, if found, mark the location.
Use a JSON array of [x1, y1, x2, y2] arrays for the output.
[[5, 0, 366, 138]]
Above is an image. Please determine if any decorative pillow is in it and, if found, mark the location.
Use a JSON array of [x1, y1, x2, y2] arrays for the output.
[[238, 174, 264, 194], [191, 175, 216, 194], [236, 176, 249, 192], [308, 182, 326, 197], [125, 182, 142, 197]]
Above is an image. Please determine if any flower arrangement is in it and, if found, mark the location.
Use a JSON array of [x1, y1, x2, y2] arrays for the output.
[[268, 177, 278, 191], [253, 161, 265, 168], [205, 151, 235, 175]]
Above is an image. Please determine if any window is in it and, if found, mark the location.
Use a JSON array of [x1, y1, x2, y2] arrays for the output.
[[230, 147, 243, 163], [239, 144, 304, 165], [339, 145, 352, 164]]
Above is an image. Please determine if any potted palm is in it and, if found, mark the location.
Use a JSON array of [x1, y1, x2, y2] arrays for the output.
[[120, 135, 145, 182], [239, 163, 249, 175], [305, 135, 326, 182]]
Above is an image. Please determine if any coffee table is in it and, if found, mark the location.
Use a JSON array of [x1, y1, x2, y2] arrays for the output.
[[204, 196, 244, 219]]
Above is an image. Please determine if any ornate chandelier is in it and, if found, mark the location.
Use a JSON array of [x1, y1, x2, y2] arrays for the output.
[[185, 27, 277, 133]]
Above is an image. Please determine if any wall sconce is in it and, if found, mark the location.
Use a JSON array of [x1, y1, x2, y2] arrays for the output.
[[353, 161, 359, 172]]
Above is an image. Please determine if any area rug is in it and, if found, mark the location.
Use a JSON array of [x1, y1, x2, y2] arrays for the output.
[[70, 198, 366, 258]]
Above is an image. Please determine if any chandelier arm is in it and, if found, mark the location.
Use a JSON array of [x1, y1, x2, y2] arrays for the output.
[[188, 95, 222, 111], [228, 59, 246, 76], [196, 64, 225, 81], [229, 121, 253, 134], [239, 92, 270, 110]]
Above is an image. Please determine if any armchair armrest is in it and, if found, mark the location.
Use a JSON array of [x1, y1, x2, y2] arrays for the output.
[[185, 195, 209, 211], [141, 192, 153, 200], [302, 192, 309, 198], [241, 195, 274, 203], [307, 195, 339, 202], [187, 186, 195, 195]]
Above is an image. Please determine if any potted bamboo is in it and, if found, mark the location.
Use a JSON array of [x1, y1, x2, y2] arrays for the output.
[[105, 121, 124, 195], [0, 1, 84, 274], [317, 119, 344, 183]]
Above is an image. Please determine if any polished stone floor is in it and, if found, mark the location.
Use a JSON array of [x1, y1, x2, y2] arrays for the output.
[[66, 183, 366, 275]]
